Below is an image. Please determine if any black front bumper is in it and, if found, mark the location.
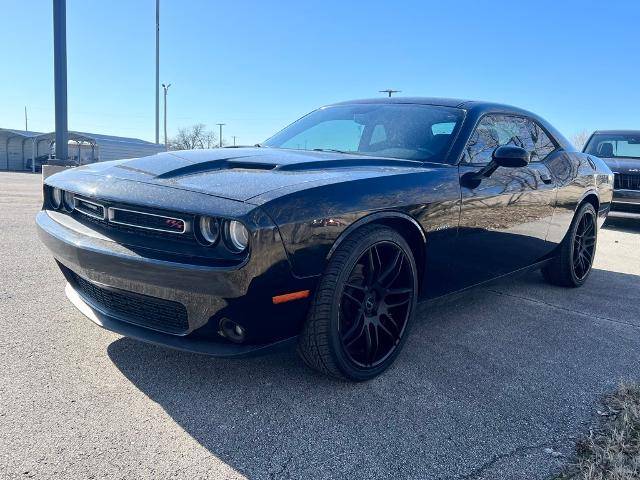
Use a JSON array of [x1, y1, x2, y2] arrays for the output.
[[609, 189, 640, 218], [37, 210, 317, 357]]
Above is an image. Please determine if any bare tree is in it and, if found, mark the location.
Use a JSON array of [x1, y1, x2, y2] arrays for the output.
[[169, 124, 218, 150], [571, 130, 591, 151]]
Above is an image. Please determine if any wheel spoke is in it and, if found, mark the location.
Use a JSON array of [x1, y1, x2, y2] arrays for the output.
[[377, 319, 394, 339], [366, 248, 376, 285], [345, 282, 366, 291], [379, 249, 403, 286], [385, 297, 411, 308], [342, 290, 362, 307], [364, 324, 373, 361], [342, 311, 365, 345], [370, 324, 380, 363], [385, 287, 413, 296], [383, 312, 399, 332], [583, 247, 594, 262], [584, 221, 594, 236]]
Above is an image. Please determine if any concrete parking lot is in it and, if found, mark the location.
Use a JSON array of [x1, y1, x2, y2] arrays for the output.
[[1, 171, 639, 480]]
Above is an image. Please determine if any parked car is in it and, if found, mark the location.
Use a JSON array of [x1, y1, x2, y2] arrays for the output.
[[583, 130, 640, 218], [37, 98, 613, 381], [25, 155, 51, 172]]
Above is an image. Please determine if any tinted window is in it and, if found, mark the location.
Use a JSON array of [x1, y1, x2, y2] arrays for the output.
[[278, 119, 364, 152], [465, 115, 555, 164], [528, 121, 556, 161], [584, 134, 640, 159], [264, 104, 465, 162]]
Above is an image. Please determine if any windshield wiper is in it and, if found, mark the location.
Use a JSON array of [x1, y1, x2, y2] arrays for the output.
[[312, 148, 348, 154]]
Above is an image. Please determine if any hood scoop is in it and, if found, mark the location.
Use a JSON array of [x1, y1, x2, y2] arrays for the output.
[[155, 157, 278, 179]]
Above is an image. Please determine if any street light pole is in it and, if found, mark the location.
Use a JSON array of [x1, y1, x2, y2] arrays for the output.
[[162, 83, 171, 149], [53, 0, 68, 162], [155, 0, 160, 144], [216, 123, 226, 148]]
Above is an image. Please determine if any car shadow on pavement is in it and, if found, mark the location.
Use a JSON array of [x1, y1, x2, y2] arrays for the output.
[[107, 268, 640, 480], [603, 217, 640, 233]]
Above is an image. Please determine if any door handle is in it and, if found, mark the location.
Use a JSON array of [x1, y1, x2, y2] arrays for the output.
[[538, 171, 553, 184]]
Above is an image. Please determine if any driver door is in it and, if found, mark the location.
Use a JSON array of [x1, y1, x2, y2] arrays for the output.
[[451, 114, 558, 289]]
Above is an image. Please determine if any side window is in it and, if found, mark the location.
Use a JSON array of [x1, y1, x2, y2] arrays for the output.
[[527, 120, 556, 161], [465, 114, 536, 164]]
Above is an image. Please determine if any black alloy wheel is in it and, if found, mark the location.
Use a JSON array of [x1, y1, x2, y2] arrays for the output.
[[542, 202, 598, 288], [298, 224, 418, 381], [339, 241, 414, 368], [572, 209, 597, 280]]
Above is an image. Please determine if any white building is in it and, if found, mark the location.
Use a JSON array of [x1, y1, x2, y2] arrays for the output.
[[0, 128, 164, 171]]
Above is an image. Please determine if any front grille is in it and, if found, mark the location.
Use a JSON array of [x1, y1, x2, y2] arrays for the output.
[[74, 197, 105, 219], [69, 196, 195, 243], [614, 173, 640, 190], [71, 272, 189, 334], [109, 208, 186, 234]]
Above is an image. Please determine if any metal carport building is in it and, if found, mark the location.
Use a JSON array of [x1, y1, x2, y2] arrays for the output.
[[0, 128, 164, 171]]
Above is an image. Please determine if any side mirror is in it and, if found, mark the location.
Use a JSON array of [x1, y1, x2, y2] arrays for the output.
[[461, 145, 531, 189], [492, 145, 530, 168]]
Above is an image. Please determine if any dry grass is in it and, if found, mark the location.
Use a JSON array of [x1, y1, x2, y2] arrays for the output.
[[556, 383, 640, 480]]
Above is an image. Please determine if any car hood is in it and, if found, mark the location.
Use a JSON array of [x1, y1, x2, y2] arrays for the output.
[[74, 147, 428, 202], [600, 157, 640, 173]]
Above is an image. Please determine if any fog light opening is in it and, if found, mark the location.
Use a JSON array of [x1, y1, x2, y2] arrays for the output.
[[219, 318, 246, 343]]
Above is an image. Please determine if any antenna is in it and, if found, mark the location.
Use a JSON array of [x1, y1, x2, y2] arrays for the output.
[[379, 89, 401, 98]]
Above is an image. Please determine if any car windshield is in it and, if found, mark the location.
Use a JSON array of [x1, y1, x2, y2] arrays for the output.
[[263, 104, 465, 162], [584, 133, 640, 159]]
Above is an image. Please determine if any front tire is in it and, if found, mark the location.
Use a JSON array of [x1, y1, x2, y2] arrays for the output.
[[297, 225, 418, 381], [542, 202, 598, 288]]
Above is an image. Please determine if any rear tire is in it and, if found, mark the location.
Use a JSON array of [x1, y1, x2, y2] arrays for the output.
[[297, 225, 418, 381], [542, 202, 597, 288]]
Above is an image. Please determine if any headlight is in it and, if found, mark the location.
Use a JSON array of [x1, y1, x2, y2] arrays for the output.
[[226, 220, 249, 252], [62, 191, 75, 212], [51, 188, 62, 209], [195, 216, 220, 246]]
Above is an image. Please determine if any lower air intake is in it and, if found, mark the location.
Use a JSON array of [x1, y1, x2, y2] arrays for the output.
[[71, 273, 189, 335]]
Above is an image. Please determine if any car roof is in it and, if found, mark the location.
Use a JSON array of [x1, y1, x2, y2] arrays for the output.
[[329, 97, 471, 108], [327, 97, 540, 115], [592, 130, 640, 135]]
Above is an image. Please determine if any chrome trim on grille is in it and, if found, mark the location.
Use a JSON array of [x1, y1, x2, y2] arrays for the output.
[[107, 207, 188, 234], [74, 196, 106, 220]]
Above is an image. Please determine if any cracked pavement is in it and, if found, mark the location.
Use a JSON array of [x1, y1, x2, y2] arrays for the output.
[[1, 171, 639, 479]]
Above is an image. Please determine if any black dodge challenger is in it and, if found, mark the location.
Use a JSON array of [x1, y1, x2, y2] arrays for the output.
[[37, 98, 613, 380]]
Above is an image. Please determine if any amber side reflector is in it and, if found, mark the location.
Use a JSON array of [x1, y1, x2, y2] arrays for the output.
[[272, 290, 310, 304]]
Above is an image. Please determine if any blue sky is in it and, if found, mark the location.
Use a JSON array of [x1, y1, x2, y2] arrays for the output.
[[1, 0, 638, 145]]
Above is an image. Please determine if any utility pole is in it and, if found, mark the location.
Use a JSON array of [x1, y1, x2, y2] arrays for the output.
[[216, 123, 225, 148], [155, 0, 160, 144], [379, 89, 401, 98], [53, 0, 68, 162], [162, 83, 171, 149], [24, 106, 28, 131], [232, 135, 237, 146]]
